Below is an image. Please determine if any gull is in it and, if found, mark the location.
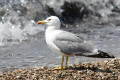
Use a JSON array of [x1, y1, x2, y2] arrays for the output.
[[37, 16, 114, 70]]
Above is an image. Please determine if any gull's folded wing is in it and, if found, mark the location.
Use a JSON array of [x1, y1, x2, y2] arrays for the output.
[[54, 31, 96, 56]]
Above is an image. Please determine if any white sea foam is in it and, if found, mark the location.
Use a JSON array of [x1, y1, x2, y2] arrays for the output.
[[0, 14, 43, 46], [0, 0, 120, 46]]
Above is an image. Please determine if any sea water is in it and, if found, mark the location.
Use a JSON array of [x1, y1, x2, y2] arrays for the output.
[[0, 0, 120, 72]]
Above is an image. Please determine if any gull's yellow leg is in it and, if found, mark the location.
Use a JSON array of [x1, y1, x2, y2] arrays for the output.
[[61, 55, 64, 69], [53, 56, 64, 70], [65, 56, 68, 69]]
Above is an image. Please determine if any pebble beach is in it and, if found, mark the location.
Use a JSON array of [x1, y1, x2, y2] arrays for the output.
[[0, 58, 120, 80]]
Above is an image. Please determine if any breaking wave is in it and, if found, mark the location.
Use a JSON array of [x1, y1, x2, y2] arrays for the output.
[[0, 0, 120, 46]]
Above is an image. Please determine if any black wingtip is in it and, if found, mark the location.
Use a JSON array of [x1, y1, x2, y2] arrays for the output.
[[87, 50, 115, 58]]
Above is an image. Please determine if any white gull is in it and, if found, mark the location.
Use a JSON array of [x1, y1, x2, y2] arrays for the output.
[[37, 16, 114, 69]]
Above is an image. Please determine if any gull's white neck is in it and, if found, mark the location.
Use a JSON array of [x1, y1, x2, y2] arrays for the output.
[[45, 26, 59, 39], [45, 26, 60, 33], [46, 26, 56, 32]]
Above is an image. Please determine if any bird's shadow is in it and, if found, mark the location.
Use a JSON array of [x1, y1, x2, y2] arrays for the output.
[[67, 66, 112, 73]]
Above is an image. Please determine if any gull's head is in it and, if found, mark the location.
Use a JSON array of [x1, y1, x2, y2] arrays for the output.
[[37, 16, 61, 29]]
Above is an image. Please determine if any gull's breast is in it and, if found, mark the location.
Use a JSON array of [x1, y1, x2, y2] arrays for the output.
[[45, 30, 65, 55]]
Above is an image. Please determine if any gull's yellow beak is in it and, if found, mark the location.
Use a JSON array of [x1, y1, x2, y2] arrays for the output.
[[37, 20, 46, 24]]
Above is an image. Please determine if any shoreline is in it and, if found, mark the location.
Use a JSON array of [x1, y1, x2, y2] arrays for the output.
[[0, 58, 120, 80]]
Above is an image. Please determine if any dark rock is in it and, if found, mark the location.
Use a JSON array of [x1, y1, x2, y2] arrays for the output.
[[61, 1, 91, 24]]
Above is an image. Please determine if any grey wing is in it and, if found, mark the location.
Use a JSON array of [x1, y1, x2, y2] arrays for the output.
[[54, 31, 96, 56], [55, 31, 84, 42]]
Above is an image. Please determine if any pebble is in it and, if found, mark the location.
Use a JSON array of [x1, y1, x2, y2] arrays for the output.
[[0, 58, 120, 80]]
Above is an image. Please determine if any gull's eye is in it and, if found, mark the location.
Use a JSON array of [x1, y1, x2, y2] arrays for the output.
[[48, 19, 51, 21]]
